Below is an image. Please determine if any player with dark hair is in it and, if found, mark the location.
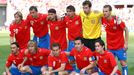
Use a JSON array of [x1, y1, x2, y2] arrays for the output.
[[80, 0, 103, 51], [92, 39, 121, 75], [102, 5, 129, 75], [26, 6, 50, 49], [47, 8, 67, 51]]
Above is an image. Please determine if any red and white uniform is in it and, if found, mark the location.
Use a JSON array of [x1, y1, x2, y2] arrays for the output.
[[26, 48, 50, 66], [48, 52, 73, 70], [70, 46, 94, 69], [102, 17, 126, 50], [64, 15, 82, 40], [48, 20, 67, 51], [94, 50, 121, 75], [9, 20, 30, 49], [26, 13, 48, 37]]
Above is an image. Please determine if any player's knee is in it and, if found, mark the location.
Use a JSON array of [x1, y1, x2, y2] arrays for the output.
[[2, 72, 6, 75], [120, 60, 127, 66], [58, 71, 68, 75], [21, 66, 32, 73], [58, 71, 63, 75], [41, 66, 47, 72]]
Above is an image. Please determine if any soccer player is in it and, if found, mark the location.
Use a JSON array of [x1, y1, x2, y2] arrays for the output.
[[66, 37, 95, 75], [102, 5, 129, 75], [26, 6, 50, 49], [92, 39, 121, 75], [42, 43, 73, 75], [47, 8, 67, 51], [64, 5, 82, 52], [20, 40, 51, 75], [3, 42, 29, 75], [9, 11, 30, 49], [80, 0, 103, 51]]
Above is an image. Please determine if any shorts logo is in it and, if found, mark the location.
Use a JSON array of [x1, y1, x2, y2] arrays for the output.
[[30, 21, 34, 25], [75, 20, 79, 25], [55, 26, 59, 30]]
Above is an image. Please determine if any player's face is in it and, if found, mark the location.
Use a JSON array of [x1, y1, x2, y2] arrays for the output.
[[48, 13, 56, 21], [83, 5, 91, 14], [74, 40, 84, 51], [11, 44, 19, 54], [95, 42, 104, 53], [103, 7, 111, 18], [28, 44, 36, 54], [30, 9, 37, 18], [14, 14, 21, 23], [66, 9, 75, 18], [52, 46, 60, 56]]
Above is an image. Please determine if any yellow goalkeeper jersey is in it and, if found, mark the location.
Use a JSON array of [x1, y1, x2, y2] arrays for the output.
[[80, 11, 103, 39]]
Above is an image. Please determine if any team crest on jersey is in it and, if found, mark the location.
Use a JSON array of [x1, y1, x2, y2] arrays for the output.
[[19, 27, 22, 29], [30, 21, 34, 25], [91, 19, 95, 24], [75, 20, 79, 25], [104, 59, 107, 63], [113, 26, 117, 30], [55, 26, 59, 30], [84, 57, 87, 61], [40, 56, 43, 60], [40, 21, 44, 25], [66, 22, 68, 25], [24, 26, 27, 29], [30, 58, 33, 61]]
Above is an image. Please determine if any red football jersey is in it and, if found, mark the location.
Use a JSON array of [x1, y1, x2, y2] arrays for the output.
[[26, 48, 50, 66], [70, 46, 94, 69], [102, 17, 126, 50], [94, 51, 121, 75], [26, 13, 48, 37], [48, 52, 73, 70], [6, 49, 29, 67], [64, 15, 82, 40], [48, 20, 67, 51], [9, 20, 30, 49]]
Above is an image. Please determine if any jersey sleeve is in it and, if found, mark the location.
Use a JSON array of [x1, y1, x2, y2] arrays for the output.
[[70, 49, 75, 56], [87, 49, 95, 62], [61, 52, 68, 63], [9, 24, 14, 37], [48, 56, 53, 67], [109, 53, 117, 67], [42, 48, 51, 56], [120, 21, 126, 29], [6, 55, 13, 68], [25, 14, 32, 27]]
